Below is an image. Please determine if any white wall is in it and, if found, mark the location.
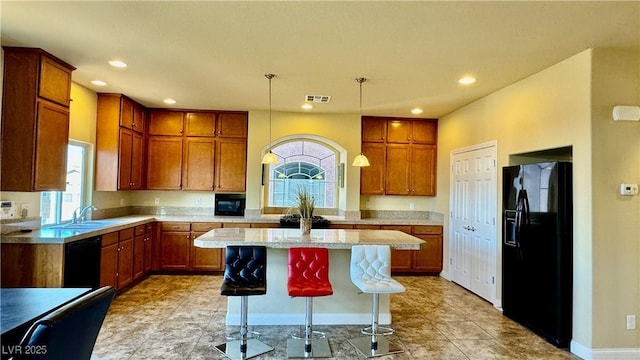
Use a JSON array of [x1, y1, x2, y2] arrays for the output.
[[437, 48, 640, 352]]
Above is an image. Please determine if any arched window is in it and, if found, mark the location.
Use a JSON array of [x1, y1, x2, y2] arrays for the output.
[[267, 140, 337, 208]]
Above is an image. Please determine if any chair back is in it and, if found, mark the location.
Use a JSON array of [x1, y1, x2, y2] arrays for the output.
[[221, 246, 267, 296], [350, 245, 392, 282], [16, 286, 116, 360], [288, 247, 333, 297]]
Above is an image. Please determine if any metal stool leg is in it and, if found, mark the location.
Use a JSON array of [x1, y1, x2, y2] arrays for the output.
[[361, 293, 395, 336], [287, 297, 332, 358], [216, 296, 273, 360], [348, 293, 403, 358]]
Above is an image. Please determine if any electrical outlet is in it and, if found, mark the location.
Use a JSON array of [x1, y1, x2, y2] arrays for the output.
[[20, 203, 29, 218], [154, 197, 160, 205], [365, 201, 370, 209], [195, 198, 202, 206], [409, 202, 415, 210], [627, 315, 636, 330], [120, 198, 125, 206]]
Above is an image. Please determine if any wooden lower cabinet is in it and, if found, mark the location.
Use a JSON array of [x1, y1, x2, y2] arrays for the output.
[[160, 222, 224, 271], [100, 232, 119, 288], [99, 228, 136, 290], [160, 223, 191, 270], [380, 224, 443, 274], [190, 223, 223, 271], [133, 225, 146, 280], [411, 225, 443, 273], [144, 223, 153, 273]]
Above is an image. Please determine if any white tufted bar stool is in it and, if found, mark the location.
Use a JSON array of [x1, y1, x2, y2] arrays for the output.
[[348, 245, 405, 358]]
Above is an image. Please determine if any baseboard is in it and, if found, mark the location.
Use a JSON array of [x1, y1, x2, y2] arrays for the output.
[[439, 270, 450, 280], [571, 340, 640, 360]]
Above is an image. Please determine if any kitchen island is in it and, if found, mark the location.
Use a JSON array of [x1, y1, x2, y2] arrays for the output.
[[194, 228, 424, 325]]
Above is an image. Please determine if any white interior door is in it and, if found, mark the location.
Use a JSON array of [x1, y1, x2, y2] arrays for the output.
[[449, 142, 497, 303]]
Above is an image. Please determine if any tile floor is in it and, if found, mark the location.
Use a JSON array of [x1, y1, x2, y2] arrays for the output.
[[92, 275, 580, 359]]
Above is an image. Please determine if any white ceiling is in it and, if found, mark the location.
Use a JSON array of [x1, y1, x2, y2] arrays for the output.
[[2, 1, 639, 118]]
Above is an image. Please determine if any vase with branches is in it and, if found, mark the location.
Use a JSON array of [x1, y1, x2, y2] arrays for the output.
[[291, 185, 315, 235]]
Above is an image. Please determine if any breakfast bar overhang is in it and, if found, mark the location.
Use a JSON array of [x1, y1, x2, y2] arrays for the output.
[[194, 228, 425, 326]]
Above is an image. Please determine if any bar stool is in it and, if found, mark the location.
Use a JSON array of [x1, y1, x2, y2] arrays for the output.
[[215, 246, 273, 360], [287, 247, 334, 358], [348, 245, 405, 358]]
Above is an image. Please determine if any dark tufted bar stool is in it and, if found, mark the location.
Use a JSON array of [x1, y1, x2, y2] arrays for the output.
[[287, 247, 333, 358], [215, 246, 273, 360]]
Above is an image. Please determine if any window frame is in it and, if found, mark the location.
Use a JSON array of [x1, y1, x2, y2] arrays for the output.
[[40, 140, 91, 225]]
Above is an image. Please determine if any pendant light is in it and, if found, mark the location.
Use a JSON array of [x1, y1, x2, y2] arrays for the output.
[[352, 77, 371, 167], [261, 73, 279, 164]]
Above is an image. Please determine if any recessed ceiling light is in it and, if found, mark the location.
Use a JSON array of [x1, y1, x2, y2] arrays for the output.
[[91, 80, 107, 86], [163, 98, 176, 105], [458, 76, 476, 85], [301, 104, 313, 110], [108, 60, 127, 68], [411, 108, 423, 115]]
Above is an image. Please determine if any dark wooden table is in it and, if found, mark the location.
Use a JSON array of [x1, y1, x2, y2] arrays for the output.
[[1, 288, 91, 357]]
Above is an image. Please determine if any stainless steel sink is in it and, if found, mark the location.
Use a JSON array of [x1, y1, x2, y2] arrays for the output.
[[48, 220, 117, 230]]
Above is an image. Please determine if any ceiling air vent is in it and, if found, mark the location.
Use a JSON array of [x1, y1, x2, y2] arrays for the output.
[[305, 95, 332, 103]]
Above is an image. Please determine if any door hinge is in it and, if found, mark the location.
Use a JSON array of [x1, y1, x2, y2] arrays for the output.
[[492, 217, 496, 225], [450, 211, 454, 218], [492, 276, 495, 285], [449, 258, 452, 265]]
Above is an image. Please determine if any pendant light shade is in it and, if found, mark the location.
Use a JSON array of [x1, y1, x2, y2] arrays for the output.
[[261, 73, 279, 165], [352, 77, 370, 167], [352, 153, 371, 167], [262, 152, 278, 164]]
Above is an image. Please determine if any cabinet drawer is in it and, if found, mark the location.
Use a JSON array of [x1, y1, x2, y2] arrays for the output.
[[102, 232, 119, 247], [134, 225, 146, 236], [381, 225, 412, 234], [145, 223, 154, 233], [162, 222, 191, 232], [119, 227, 134, 240], [412, 225, 442, 235], [191, 222, 222, 232]]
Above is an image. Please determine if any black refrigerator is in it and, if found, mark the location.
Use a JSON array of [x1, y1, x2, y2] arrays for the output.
[[502, 161, 572, 348]]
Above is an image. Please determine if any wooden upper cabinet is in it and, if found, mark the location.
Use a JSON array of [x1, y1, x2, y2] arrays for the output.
[[34, 101, 70, 190], [360, 143, 386, 195], [185, 112, 216, 137], [1, 47, 75, 191], [387, 118, 437, 144], [385, 145, 411, 195], [215, 139, 247, 192], [386, 119, 412, 144], [410, 145, 437, 196], [148, 111, 184, 136], [95, 94, 145, 191], [359, 116, 438, 196], [132, 103, 145, 133], [146, 136, 183, 190], [39, 55, 73, 107], [119, 97, 134, 129], [362, 116, 387, 143], [411, 119, 437, 144], [183, 138, 215, 190], [217, 112, 248, 138]]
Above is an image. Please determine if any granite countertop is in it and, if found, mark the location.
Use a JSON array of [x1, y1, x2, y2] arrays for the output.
[[194, 228, 425, 250], [1, 214, 443, 245]]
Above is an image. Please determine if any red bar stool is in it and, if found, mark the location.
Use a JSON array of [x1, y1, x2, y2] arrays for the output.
[[287, 247, 334, 358], [348, 245, 405, 358], [215, 246, 273, 360]]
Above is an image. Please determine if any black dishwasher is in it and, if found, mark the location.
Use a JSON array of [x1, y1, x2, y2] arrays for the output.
[[64, 236, 101, 288]]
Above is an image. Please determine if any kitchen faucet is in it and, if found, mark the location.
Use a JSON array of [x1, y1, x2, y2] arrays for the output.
[[72, 205, 98, 224]]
